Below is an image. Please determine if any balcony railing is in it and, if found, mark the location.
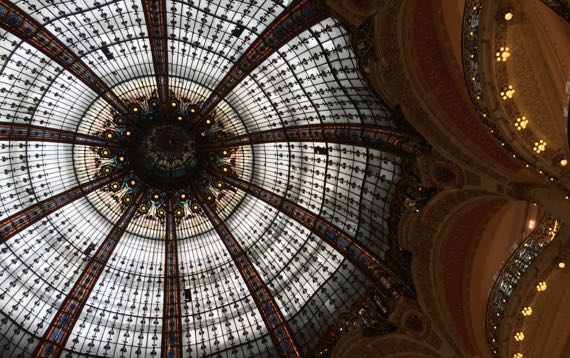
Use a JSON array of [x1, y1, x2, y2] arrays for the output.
[[485, 214, 560, 355], [461, 0, 558, 179]]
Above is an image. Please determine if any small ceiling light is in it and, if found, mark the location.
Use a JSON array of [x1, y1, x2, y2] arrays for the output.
[[500, 85, 515, 100], [129, 179, 137, 187], [191, 203, 200, 212], [558, 262, 566, 269], [179, 193, 187, 200], [514, 116, 527, 130], [533, 140, 547, 154], [528, 219, 535, 229], [504, 12, 514, 21], [513, 353, 523, 358], [536, 281, 547, 292], [521, 306, 532, 316], [106, 133, 113, 139], [514, 332, 524, 342], [495, 47, 510, 62], [176, 115, 184, 121], [125, 130, 132, 136], [560, 159, 568, 167]]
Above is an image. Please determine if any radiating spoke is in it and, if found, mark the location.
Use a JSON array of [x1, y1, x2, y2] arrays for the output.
[[209, 169, 412, 299], [142, 0, 170, 110], [203, 124, 429, 156], [0, 122, 118, 147], [161, 194, 183, 358], [0, 1, 129, 115], [192, 185, 301, 358], [33, 189, 145, 358], [0, 169, 128, 243], [195, 0, 328, 126]]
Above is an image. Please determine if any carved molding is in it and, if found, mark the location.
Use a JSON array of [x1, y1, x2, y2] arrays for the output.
[[333, 331, 441, 358], [399, 189, 509, 356], [368, 0, 544, 185], [416, 151, 466, 190], [325, 0, 381, 27]]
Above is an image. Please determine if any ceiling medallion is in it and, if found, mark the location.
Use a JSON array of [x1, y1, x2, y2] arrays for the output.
[[93, 93, 237, 224]]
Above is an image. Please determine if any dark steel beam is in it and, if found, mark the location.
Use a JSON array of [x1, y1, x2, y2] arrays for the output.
[[142, 0, 170, 110], [0, 122, 116, 147], [161, 195, 183, 358], [204, 124, 429, 156], [195, 0, 328, 125], [0, 170, 127, 243], [0, 1, 129, 115], [33, 190, 145, 358], [210, 171, 411, 299], [191, 186, 301, 358]]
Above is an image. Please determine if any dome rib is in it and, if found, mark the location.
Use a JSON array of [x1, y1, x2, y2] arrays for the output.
[[211, 169, 413, 300], [162, 195, 183, 358], [0, 169, 128, 243], [35, 189, 145, 358], [192, 184, 301, 357], [0, 0, 130, 116], [203, 123, 428, 156], [142, 0, 170, 112], [0, 121, 116, 147], [194, 0, 329, 128]]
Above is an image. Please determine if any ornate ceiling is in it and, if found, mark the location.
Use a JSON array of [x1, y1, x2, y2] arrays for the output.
[[0, 0, 424, 357]]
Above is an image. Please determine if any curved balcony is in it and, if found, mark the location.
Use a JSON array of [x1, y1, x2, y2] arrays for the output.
[[461, 0, 570, 183], [485, 213, 561, 355]]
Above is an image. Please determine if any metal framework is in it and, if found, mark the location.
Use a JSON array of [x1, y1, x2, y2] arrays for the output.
[[142, 0, 170, 110], [33, 190, 145, 358], [204, 124, 428, 156], [196, 0, 328, 123], [212, 171, 411, 298], [0, 1, 417, 356], [0, 122, 114, 147], [0, 1, 129, 115], [192, 187, 301, 358], [0, 170, 127, 243], [161, 195, 183, 358]]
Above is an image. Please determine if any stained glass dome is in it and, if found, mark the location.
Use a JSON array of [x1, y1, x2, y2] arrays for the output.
[[0, 0, 426, 357]]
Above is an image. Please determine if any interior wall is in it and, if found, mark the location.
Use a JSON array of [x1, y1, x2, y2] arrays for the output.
[[467, 200, 531, 358]]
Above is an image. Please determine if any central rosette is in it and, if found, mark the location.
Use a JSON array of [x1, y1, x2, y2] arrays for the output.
[[91, 90, 248, 227], [138, 124, 197, 181]]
